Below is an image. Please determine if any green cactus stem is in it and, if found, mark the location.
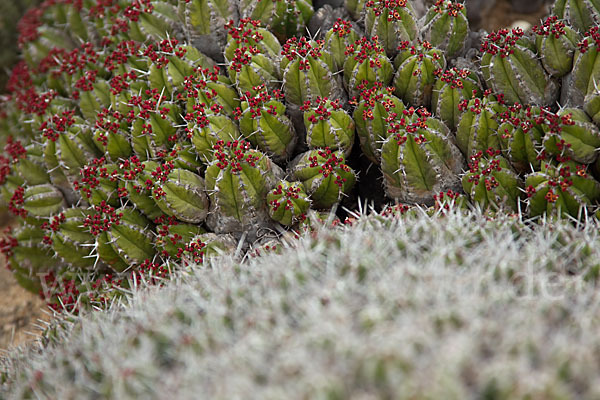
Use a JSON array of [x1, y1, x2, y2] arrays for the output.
[[48, 208, 97, 269], [22, 183, 66, 218], [150, 164, 210, 224], [267, 180, 311, 226], [238, 0, 314, 40], [525, 161, 600, 218], [533, 16, 580, 78], [393, 40, 446, 108], [224, 18, 281, 64], [107, 207, 156, 268], [561, 26, 600, 107], [205, 140, 283, 236], [456, 91, 508, 158], [324, 19, 361, 73], [542, 107, 600, 164], [364, 0, 418, 58], [353, 83, 406, 164], [431, 67, 482, 131], [462, 148, 523, 212], [553, 0, 600, 33], [480, 28, 559, 106], [289, 148, 356, 209], [496, 104, 545, 173], [421, 0, 469, 59], [380, 107, 465, 205], [344, 36, 395, 99], [237, 87, 297, 162], [302, 97, 355, 156], [280, 36, 343, 108]]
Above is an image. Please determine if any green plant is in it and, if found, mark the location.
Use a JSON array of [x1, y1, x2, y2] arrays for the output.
[[3, 0, 600, 311]]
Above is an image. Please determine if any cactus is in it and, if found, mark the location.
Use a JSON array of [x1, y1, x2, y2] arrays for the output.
[[541, 107, 600, 164], [525, 160, 600, 218], [421, 0, 469, 59], [238, 0, 314, 40], [552, 0, 600, 33], [364, 0, 418, 57], [533, 16, 581, 78], [431, 67, 482, 131], [393, 40, 446, 108], [496, 104, 545, 173], [280, 36, 344, 107], [324, 19, 361, 73], [343, 36, 395, 99], [353, 83, 406, 164], [236, 87, 297, 162], [266, 180, 311, 225], [302, 97, 355, 156], [561, 26, 600, 107], [462, 148, 523, 212], [5, 0, 600, 310], [480, 28, 559, 107], [205, 140, 283, 237], [380, 107, 465, 204], [456, 91, 508, 158], [289, 148, 356, 209]]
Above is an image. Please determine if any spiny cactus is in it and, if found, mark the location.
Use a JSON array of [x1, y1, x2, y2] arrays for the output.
[[462, 148, 523, 211], [431, 67, 482, 131], [553, 0, 600, 33], [364, 0, 419, 57], [289, 147, 356, 209], [525, 160, 600, 218], [5, 0, 600, 310], [380, 107, 464, 204], [480, 28, 559, 107], [302, 96, 355, 156], [421, 0, 469, 59], [5, 209, 600, 399], [393, 40, 446, 108]]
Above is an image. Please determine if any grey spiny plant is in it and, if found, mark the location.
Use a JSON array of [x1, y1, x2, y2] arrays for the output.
[[4, 209, 600, 398]]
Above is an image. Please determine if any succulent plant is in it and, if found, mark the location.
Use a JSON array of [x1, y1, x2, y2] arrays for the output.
[[4, 0, 600, 310], [533, 16, 581, 78], [462, 148, 523, 212], [237, 87, 297, 162], [285, 36, 344, 104], [552, 0, 600, 33], [239, 0, 314, 40], [353, 83, 406, 164], [421, 0, 469, 59], [266, 180, 311, 225], [541, 107, 600, 164], [205, 140, 283, 237], [431, 67, 482, 131], [364, 0, 418, 57], [289, 148, 356, 209], [561, 26, 600, 107], [324, 18, 361, 73], [302, 96, 355, 156], [393, 40, 446, 108], [525, 160, 600, 218], [480, 28, 559, 107], [343, 36, 394, 99], [456, 91, 507, 158], [380, 107, 465, 204], [496, 104, 545, 173]]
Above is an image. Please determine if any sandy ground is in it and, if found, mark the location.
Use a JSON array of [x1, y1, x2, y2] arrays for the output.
[[0, 258, 51, 352], [0, 0, 550, 353]]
